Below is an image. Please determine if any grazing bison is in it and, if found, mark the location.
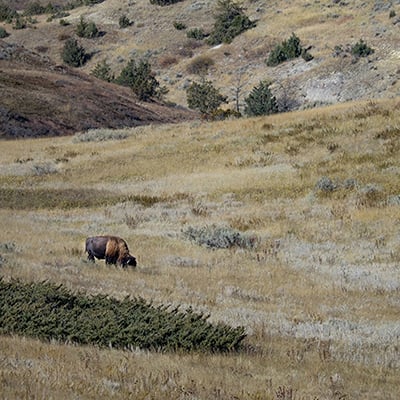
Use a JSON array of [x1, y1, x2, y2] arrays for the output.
[[85, 235, 137, 267]]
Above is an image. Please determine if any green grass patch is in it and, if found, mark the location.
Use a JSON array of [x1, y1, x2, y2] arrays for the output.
[[0, 279, 246, 352]]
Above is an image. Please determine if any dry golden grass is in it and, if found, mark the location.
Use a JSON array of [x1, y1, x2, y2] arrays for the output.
[[1, 98, 400, 398]]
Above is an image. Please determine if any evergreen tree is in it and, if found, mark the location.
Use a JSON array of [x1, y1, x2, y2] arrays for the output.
[[91, 60, 114, 82], [244, 81, 278, 117], [76, 15, 99, 38], [267, 33, 312, 66], [61, 38, 87, 67], [186, 80, 227, 116], [116, 58, 160, 101], [208, 0, 256, 45], [351, 39, 374, 58], [0, 26, 9, 38]]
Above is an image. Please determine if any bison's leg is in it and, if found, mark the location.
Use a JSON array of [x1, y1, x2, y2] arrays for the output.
[[87, 251, 95, 262], [105, 255, 117, 265]]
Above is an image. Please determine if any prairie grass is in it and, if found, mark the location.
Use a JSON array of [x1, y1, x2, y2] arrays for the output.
[[73, 128, 132, 142], [0, 99, 400, 398]]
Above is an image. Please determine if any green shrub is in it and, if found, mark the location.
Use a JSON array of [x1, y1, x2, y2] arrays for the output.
[[61, 38, 88, 67], [186, 80, 227, 116], [0, 3, 17, 22], [91, 60, 114, 82], [267, 33, 313, 66], [244, 81, 278, 116], [0, 26, 9, 37], [0, 279, 246, 352], [186, 27, 207, 40], [208, 0, 256, 45], [76, 15, 99, 38], [119, 14, 132, 28], [115, 58, 161, 101], [351, 39, 374, 58], [183, 224, 257, 249], [266, 46, 285, 66], [173, 21, 186, 30], [59, 18, 70, 26]]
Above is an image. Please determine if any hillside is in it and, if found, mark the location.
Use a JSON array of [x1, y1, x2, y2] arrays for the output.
[[0, 40, 196, 138], [1, 0, 399, 120], [0, 0, 399, 138], [0, 98, 399, 398]]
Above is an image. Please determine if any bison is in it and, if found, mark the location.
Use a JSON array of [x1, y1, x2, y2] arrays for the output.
[[85, 235, 137, 268]]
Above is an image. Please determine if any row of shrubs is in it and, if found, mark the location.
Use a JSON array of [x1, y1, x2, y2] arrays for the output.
[[0, 279, 246, 352]]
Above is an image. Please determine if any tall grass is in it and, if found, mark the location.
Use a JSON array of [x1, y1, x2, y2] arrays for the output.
[[0, 99, 399, 399]]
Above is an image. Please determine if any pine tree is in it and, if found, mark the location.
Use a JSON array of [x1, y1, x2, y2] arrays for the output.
[[76, 15, 99, 38], [244, 81, 278, 116], [116, 58, 160, 101], [186, 80, 227, 116], [208, 0, 256, 45], [61, 38, 87, 67], [91, 60, 114, 82]]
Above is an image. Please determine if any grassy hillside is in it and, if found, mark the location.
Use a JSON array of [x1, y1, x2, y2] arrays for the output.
[[1, 98, 399, 398]]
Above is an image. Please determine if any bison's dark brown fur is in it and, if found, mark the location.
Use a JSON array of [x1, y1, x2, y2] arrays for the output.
[[85, 235, 137, 267]]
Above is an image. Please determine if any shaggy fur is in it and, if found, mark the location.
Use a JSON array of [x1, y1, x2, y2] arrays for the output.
[[85, 235, 137, 267]]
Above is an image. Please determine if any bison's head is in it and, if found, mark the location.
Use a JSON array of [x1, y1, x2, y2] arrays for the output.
[[122, 255, 137, 268]]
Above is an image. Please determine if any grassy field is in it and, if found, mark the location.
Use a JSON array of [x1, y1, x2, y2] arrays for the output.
[[1, 99, 400, 398]]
